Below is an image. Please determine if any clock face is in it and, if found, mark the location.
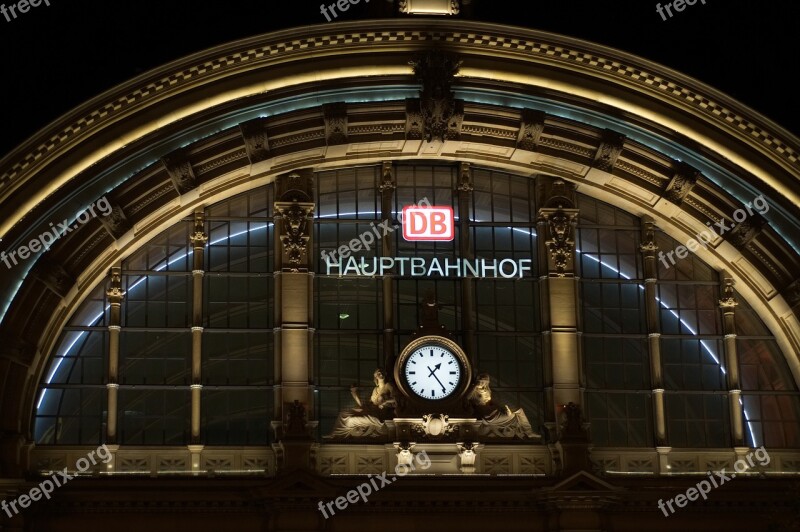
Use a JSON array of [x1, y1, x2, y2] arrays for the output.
[[403, 344, 462, 400]]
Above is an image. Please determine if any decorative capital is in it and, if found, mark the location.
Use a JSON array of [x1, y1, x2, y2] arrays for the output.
[[719, 277, 738, 309], [379, 161, 396, 192], [106, 266, 125, 302], [457, 162, 473, 192], [640, 217, 658, 254], [190, 208, 208, 246]]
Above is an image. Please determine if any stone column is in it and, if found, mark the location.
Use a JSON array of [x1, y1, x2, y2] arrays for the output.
[[105, 267, 124, 444], [640, 217, 668, 450], [457, 163, 477, 367], [273, 170, 315, 467], [379, 162, 397, 370], [536, 177, 580, 436], [189, 208, 208, 445], [719, 274, 744, 446]]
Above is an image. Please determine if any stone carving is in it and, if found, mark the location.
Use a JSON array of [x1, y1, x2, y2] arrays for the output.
[[663, 162, 700, 205], [276, 202, 313, 271], [398, 0, 460, 15], [324, 102, 348, 145], [640, 219, 658, 254], [106, 267, 125, 302], [34, 259, 74, 298], [517, 109, 545, 151], [379, 161, 396, 192], [466, 373, 539, 440], [544, 210, 577, 277], [405, 98, 424, 140], [239, 118, 270, 163], [326, 369, 396, 439], [593, 129, 625, 172], [162, 150, 197, 194], [725, 215, 766, 248], [719, 279, 738, 309], [410, 50, 462, 142], [99, 203, 130, 239], [457, 162, 473, 192], [417, 414, 455, 437]]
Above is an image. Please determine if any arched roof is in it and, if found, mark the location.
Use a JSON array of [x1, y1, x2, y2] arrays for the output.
[[0, 19, 798, 441]]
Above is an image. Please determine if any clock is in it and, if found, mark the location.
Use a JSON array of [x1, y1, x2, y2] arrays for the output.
[[395, 336, 471, 405]]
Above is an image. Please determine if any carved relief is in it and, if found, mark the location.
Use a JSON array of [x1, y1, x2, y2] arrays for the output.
[[190, 209, 208, 247], [516, 109, 545, 151], [106, 267, 125, 303], [640, 218, 658, 254], [415, 414, 456, 437], [99, 204, 131, 239], [239, 118, 270, 163], [276, 202, 313, 271], [542, 210, 577, 277], [725, 215, 766, 248], [324, 102, 348, 145], [398, 0, 460, 15], [405, 98, 424, 140], [457, 161, 473, 192], [34, 259, 74, 299], [593, 129, 625, 172], [379, 161, 396, 192], [719, 278, 738, 309], [410, 50, 462, 142], [162, 150, 197, 194], [663, 162, 700, 205]]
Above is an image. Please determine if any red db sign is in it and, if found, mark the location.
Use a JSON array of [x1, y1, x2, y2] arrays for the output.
[[402, 205, 455, 241]]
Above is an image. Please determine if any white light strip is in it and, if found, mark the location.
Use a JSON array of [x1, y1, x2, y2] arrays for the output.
[[35, 218, 760, 446]]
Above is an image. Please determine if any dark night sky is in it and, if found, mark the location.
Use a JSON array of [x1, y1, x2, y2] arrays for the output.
[[0, 0, 798, 157]]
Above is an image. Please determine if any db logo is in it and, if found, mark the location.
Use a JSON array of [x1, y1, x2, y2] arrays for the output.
[[402, 205, 455, 241]]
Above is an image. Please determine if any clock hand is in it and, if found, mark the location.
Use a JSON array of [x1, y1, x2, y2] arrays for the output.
[[427, 363, 441, 377], [431, 372, 446, 392]]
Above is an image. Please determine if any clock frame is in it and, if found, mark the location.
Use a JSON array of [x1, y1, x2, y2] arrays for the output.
[[394, 335, 472, 408]]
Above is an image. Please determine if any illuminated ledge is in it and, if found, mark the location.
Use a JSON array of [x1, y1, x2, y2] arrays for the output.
[[399, 0, 461, 15], [26, 446, 800, 477]]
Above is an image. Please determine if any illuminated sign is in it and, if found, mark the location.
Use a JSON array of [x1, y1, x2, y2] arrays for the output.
[[402, 205, 454, 241], [324, 256, 532, 278]]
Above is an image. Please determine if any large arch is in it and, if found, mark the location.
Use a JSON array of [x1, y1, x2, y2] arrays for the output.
[[1, 19, 799, 478]]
